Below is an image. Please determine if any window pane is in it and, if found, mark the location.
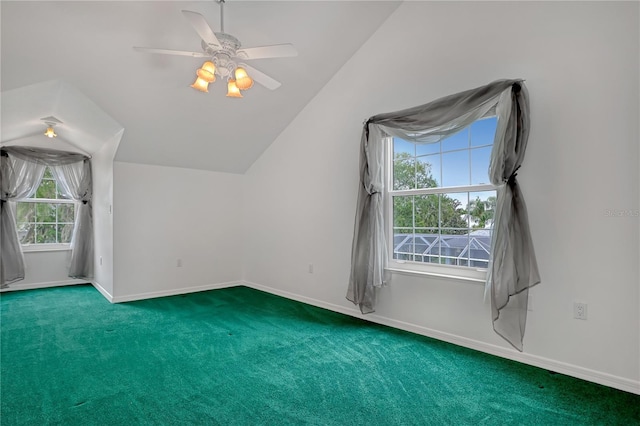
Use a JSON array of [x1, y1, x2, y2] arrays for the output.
[[441, 149, 470, 187], [471, 146, 492, 185], [18, 223, 35, 244], [413, 234, 437, 259], [470, 117, 497, 147], [441, 128, 469, 152], [416, 156, 439, 189], [414, 195, 439, 228], [16, 203, 35, 223], [468, 190, 497, 229], [393, 138, 414, 156], [35, 179, 56, 199], [393, 196, 414, 228], [419, 233, 441, 264], [35, 224, 57, 244], [392, 230, 414, 262], [439, 229, 470, 266], [36, 203, 57, 223], [416, 141, 440, 156], [393, 155, 415, 190], [58, 224, 74, 244], [58, 204, 75, 222], [441, 192, 469, 229], [469, 228, 492, 268]]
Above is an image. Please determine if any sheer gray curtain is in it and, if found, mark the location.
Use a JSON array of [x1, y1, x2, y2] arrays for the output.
[[486, 84, 540, 351], [50, 158, 94, 278], [0, 147, 93, 286], [346, 124, 388, 314], [0, 151, 47, 287], [347, 79, 540, 350]]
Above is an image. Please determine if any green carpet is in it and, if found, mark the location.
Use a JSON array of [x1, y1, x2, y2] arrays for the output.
[[1, 285, 638, 425]]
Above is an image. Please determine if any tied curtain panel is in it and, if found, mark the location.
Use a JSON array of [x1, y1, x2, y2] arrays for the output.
[[347, 79, 541, 351], [0, 147, 93, 287]]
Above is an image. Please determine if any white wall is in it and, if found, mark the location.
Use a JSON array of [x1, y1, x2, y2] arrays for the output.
[[243, 2, 640, 393], [7, 250, 86, 290], [112, 161, 243, 301], [92, 129, 123, 297]]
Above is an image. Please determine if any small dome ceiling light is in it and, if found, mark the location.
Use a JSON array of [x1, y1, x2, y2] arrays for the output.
[[44, 126, 57, 138], [41, 116, 63, 139]]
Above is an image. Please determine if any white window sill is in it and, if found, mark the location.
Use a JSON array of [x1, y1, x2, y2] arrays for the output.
[[386, 265, 487, 285], [21, 244, 72, 253]]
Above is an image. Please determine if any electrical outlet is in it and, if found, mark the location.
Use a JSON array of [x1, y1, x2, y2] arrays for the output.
[[308, 264, 313, 274], [573, 302, 588, 320], [177, 259, 183, 268]]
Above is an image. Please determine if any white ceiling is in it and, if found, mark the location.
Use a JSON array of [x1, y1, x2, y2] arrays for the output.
[[1, 1, 400, 173]]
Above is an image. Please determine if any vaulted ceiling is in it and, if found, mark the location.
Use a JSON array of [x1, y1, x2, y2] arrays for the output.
[[1, 1, 400, 173]]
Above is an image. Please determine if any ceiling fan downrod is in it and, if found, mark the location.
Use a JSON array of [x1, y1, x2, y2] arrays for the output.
[[218, 0, 225, 33]]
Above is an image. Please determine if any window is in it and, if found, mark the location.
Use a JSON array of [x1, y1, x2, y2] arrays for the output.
[[387, 116, 497, 276], [16, 167, 75, 249]]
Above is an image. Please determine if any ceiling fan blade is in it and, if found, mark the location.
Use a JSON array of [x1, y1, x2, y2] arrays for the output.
[[243, 64, 281, 90], [133, 47, 208, 58], [236, 44, 298, 60], [181, 10, 221, 49]]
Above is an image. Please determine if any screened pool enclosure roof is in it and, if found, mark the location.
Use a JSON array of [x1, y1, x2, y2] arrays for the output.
[[393, 229, 491, 267]]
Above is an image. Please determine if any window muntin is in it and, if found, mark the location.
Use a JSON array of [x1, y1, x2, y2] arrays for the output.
[[388, 117, 497, 272], [16, 167, 76, 246]]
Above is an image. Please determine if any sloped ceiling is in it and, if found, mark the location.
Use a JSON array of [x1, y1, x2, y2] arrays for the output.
[[1, 1, 400, 173], [1, 80, 124, 156]]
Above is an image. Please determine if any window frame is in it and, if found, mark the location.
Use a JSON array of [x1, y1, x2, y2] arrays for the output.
[[16, 168, 77, 252], [384, 123, 498, 282]]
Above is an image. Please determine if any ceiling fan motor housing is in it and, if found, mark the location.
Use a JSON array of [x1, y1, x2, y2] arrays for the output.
[[202, 33, 240, 56], [201, 33, 242, 77]]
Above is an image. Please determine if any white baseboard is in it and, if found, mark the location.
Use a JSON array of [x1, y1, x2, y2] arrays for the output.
[[241, 280, 640, 396], [0, 279, 88, 292], [91, 280, 114, 302], [109, 281, 242, 303]]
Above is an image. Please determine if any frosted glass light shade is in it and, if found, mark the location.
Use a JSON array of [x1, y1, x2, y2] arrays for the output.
[[191, 77, 210, 92], [201, 61, 216, 75], [191, 61, 217, 92], [198, 61, 217, 83], [234, 67, 253, 90], [226, 79, 243, 98]]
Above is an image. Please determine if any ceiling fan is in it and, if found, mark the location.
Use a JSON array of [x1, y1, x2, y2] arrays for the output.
[[133, 0, 297, 96]]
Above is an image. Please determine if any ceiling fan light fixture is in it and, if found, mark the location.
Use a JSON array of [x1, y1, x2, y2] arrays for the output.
[[44, 126, 57, 138], [134, 6, 297, 96], [226, 79, 243, 98], [234, 67, 253, 90]]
